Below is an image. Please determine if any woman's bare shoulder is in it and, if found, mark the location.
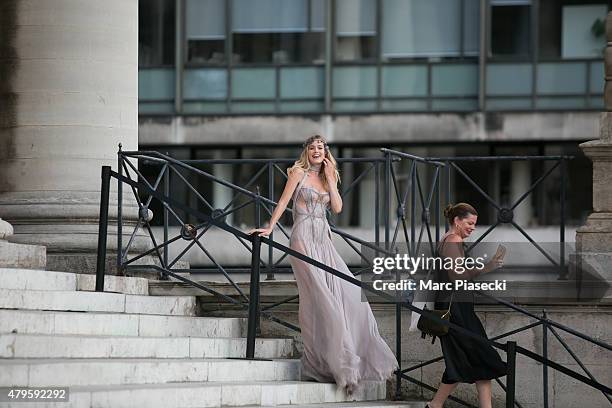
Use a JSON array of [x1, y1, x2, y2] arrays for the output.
[[289, 167, 305, 177], [288, 167, 305, 182], [445, 233, 462, 243]]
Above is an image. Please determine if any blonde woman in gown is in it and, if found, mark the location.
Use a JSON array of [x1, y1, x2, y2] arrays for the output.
[[250, 135, 398, 394]]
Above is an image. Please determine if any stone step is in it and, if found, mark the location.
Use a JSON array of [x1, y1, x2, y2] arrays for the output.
[[0, 268, 149, 295], [0, 380, 386, 408], [0, 288, 195, 316], [250, 403, 425, 408], [0, 309, 244, 337], [1, 358, 301, 387], [0, 333, 294, 359]]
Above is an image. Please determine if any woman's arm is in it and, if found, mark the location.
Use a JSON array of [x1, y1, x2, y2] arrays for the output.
[[441, 235, 491, 281], [248, 168, 304, 236], [323, 158, 342, 214]]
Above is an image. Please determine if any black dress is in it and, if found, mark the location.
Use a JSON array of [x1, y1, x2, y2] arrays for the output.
[[435, 236, 507, 384]]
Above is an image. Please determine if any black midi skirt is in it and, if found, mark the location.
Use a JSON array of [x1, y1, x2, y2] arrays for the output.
[[436, 300, 507, 384]]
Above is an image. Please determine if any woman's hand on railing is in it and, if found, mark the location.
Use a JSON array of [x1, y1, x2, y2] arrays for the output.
[[247, 227, 274, 237]]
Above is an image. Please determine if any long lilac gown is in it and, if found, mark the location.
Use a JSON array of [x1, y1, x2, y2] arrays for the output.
[[289, 171, 398, 390]]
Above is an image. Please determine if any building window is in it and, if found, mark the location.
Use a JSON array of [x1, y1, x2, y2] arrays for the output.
[[539, 0, 608, 59], [335, 0, 376, 61], [490, 0, 531, 59], [139, 0, 176, 66], [231, 0, 326, 64], [381, 0, 479, 60], [186, 0, 226, 64]]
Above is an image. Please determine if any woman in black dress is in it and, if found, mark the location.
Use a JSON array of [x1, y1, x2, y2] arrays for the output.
[[427, 203, 507, 408]]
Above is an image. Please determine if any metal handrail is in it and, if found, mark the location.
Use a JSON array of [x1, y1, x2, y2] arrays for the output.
[[96, 147, 611, 408]]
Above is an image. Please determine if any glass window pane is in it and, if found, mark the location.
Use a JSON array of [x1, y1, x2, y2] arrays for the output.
[[431, 64, 478, 96], [280, 67, 324, 98], [336, 0, 376, 61], [463, 0, 480, 56], [139, 69, 175, 100], [432, 99, 477, 111], [589, 96, 604, 108], [233, 0, 307, 33], [311, 0, 326, 31], [186, 0, 225, 63], [486, 98, 532, 110], [536, 97, 587, 109], [187, 0, 224, 39], [381, 65, 427, 97], [539, 1, 608, 59], [486, 63, 532, 95], [381, 99, 428, 111], [537, 62, 587, 95], [337, 0, 376, 36], [333, 100, 377, 111], [183, 102, 228, 113], [279, 101, 325, 112], [231, 68, 276, 98], [590, 62, 604, 94], [382, 0, 461, 58], [491, 5, 531, 58], [332, 66, 377, 98], [139, 0, 175, 66], [231, 102, 277, 112], [139, 102, 175, 114], [561, 4, 607, 59], [184, 69, 227, 99]]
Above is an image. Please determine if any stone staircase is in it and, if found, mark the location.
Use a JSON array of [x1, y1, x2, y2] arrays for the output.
[[0, 268, 423, 408]]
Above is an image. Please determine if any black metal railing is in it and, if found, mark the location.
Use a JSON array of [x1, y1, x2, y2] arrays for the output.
[[95, 146, 611, 407]]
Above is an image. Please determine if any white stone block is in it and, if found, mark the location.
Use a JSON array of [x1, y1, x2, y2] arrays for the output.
[[188, 338, 294, 359], [0, 268, 75, 291], [53, 312, 139, 336], [0, 334, 189, 359], [124, 294, 195, 316], [221, 383, 262, 406], [260, 382, 300, 405], [88, 383, 222, 408], [76, 274, 148, 295], [137, 315, 243, 338], [0, 288, 125, 313], [0, 310, 56, 335]]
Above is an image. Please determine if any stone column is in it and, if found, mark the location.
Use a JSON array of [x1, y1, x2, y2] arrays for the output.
[[574, 12, 612, 288], [0, 0, 140, 273], [510, 161, 533, 226]]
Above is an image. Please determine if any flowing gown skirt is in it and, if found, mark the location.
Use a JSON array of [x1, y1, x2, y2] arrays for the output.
[[289, 184, 397, 389]]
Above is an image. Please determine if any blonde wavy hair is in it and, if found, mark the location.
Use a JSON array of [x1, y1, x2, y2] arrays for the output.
[[288, 135, 340, 188]]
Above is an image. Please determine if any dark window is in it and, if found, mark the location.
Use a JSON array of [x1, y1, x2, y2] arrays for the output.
[[139, 0, 176, 66], [233, 32, 325, 63], [491, 5, 531, 58]]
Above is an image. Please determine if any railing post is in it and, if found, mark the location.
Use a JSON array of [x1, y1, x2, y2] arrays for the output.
[[247, 231, 262, 359], [246, 194, 262, 359], [542, 311, 549, 408], [506, 341, 517, 408], [117, 146, 123, 274], [96, 166, 111, 292], [162, 163, 170, 280], [559, 158, 566, 279], [266, 162, 276, 281], [384, 152, 391, 250]]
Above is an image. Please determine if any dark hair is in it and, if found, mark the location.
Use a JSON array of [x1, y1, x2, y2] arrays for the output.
[[443, 203, 478, 224]]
